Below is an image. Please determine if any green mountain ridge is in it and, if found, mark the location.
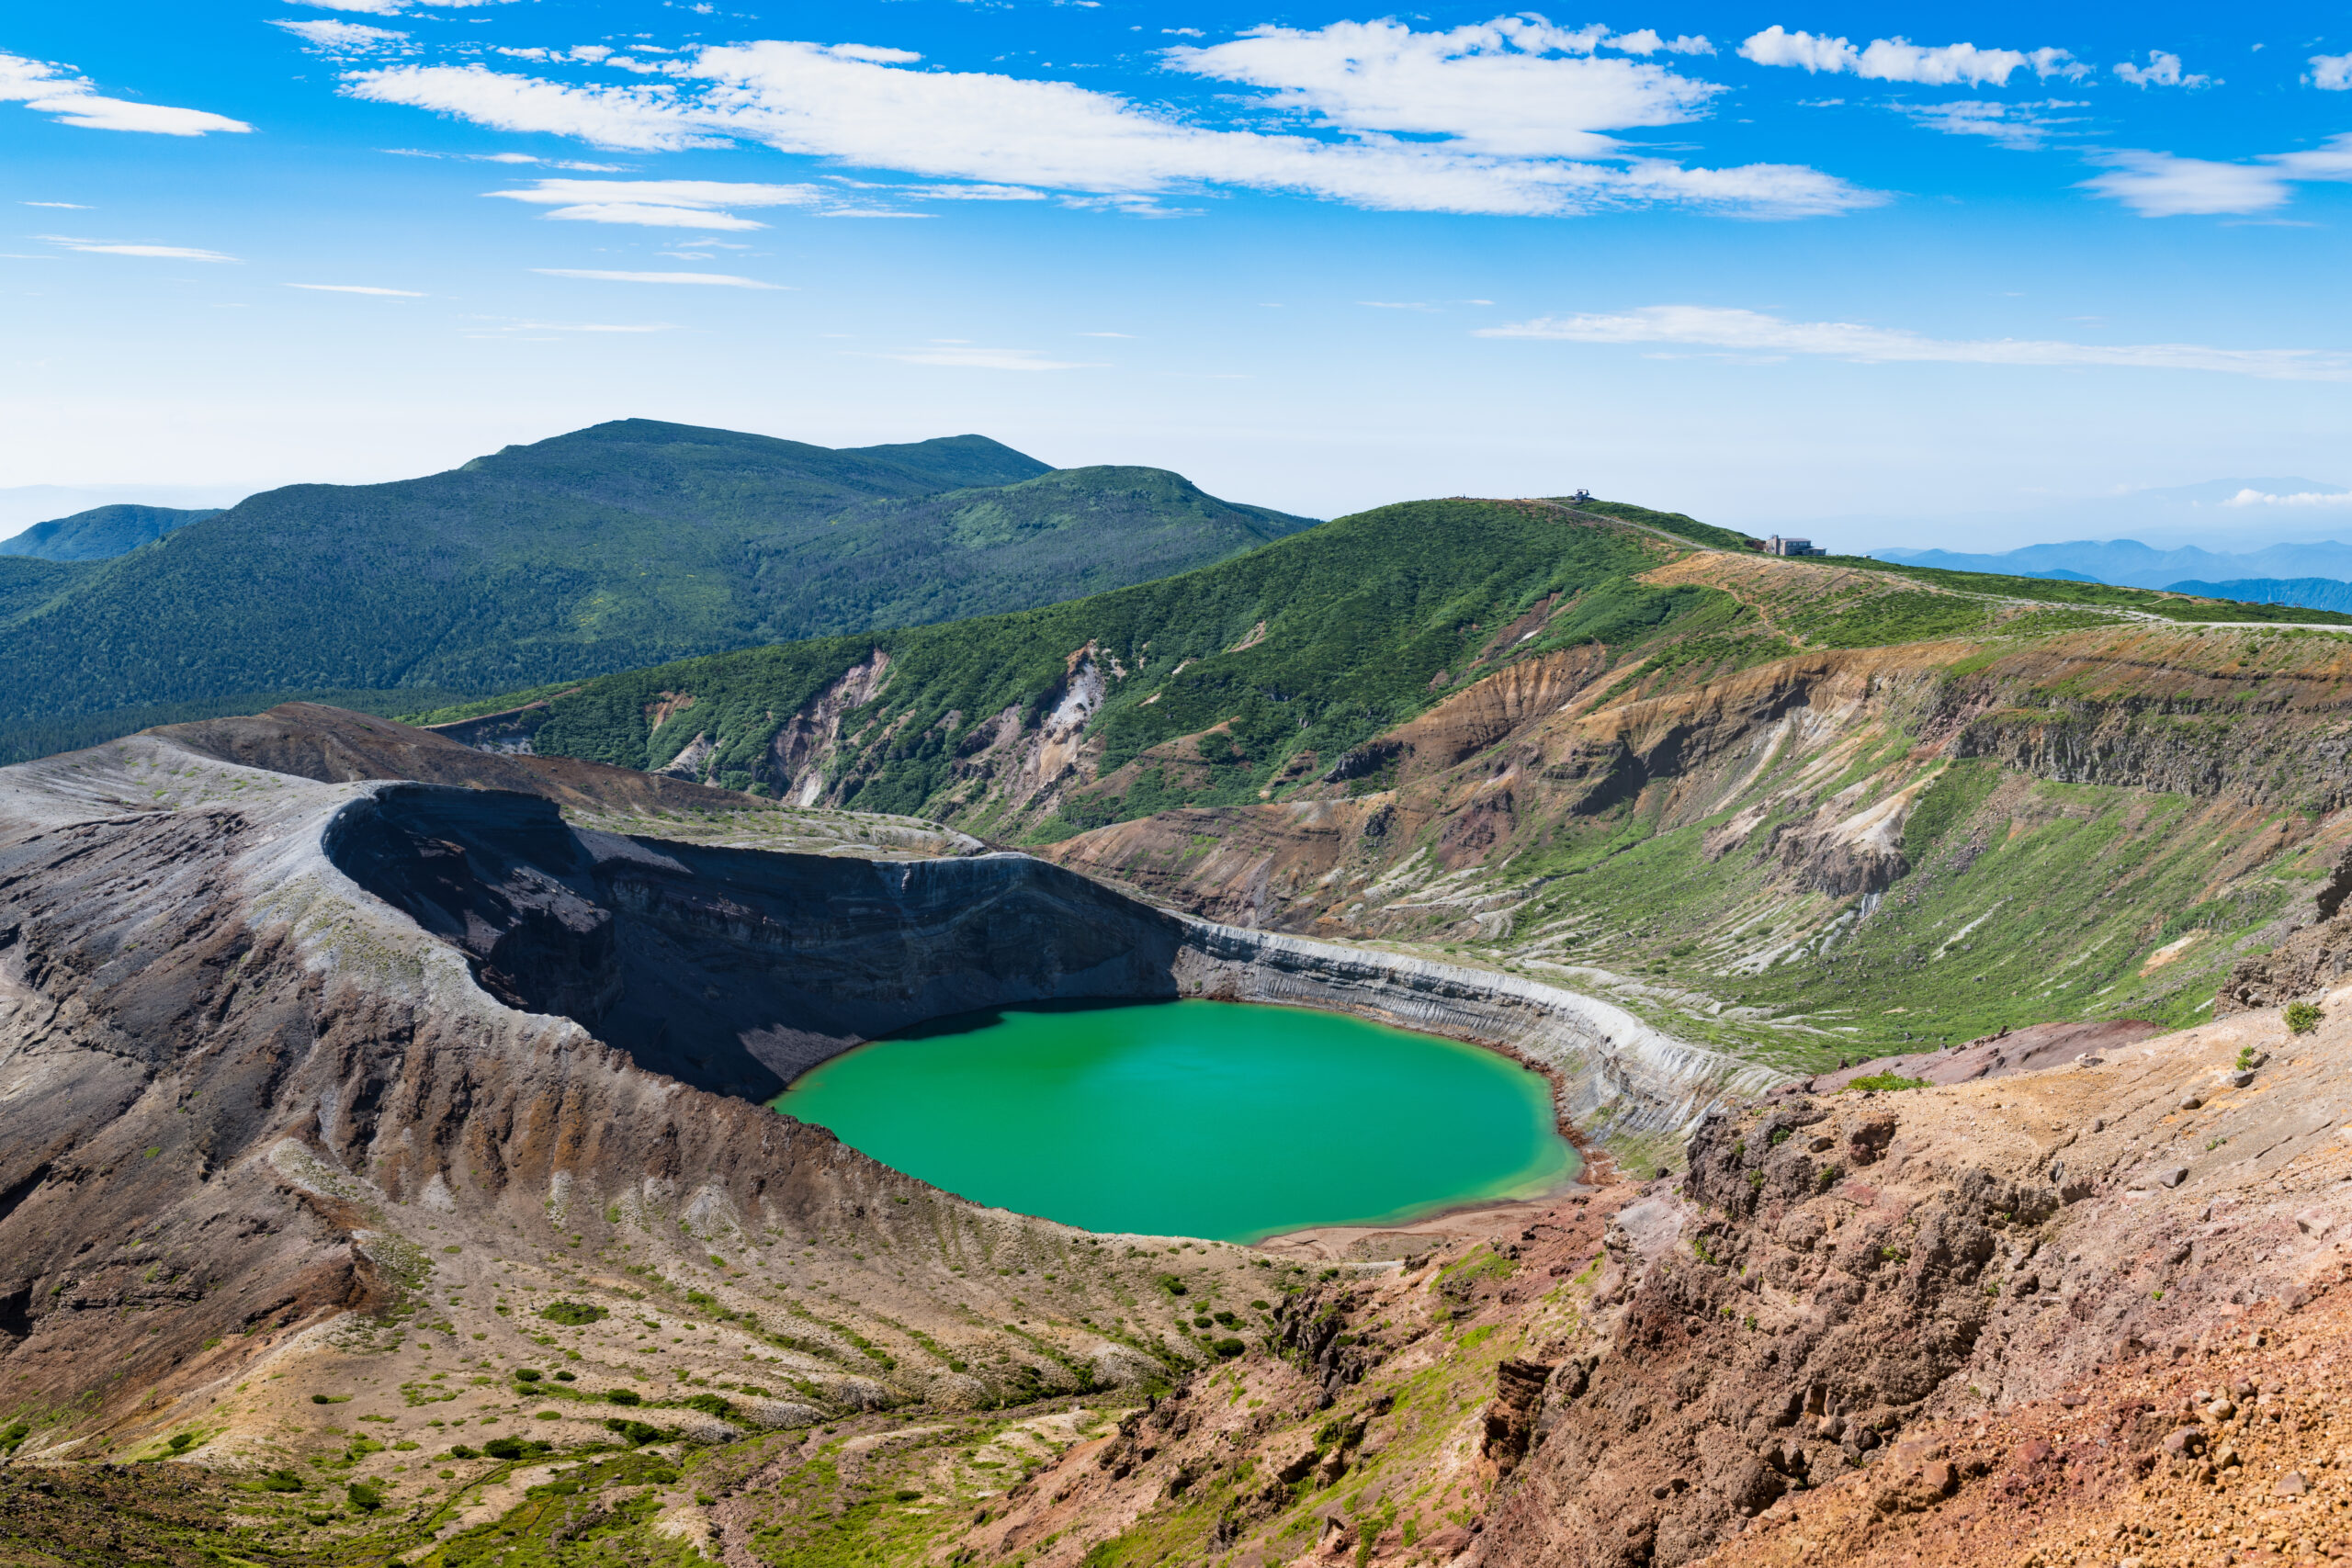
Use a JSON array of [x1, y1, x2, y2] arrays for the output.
[[0, 502, 221, 561], [440, 493, 2352, 1065], [0, 419, 1317, 762]]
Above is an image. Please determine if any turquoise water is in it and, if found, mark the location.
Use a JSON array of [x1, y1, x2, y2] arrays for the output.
[[769, 998, 1576, 1243]]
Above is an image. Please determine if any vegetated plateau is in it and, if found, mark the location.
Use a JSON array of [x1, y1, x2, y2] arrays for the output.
[[0, 419, 1316, 764], [10, 489, 2352, 1568]]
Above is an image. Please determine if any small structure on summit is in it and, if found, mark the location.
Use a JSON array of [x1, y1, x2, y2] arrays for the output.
[[1764, 534, 1826, 558], [1570, 488, 1592, 505]]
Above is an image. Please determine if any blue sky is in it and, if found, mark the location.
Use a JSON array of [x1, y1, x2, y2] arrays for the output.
[[3, 0, 2348, 546]]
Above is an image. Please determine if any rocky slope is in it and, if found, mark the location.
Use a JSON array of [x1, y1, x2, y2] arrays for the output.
[[856, 977, 2352, 1568], [0, 728, 1283, 1502], [485, 496, 2352, 1066]]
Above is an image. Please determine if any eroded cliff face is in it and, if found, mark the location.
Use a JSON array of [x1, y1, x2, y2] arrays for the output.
[[0, 737, 1270, 1477], [0, 713, 1781, 1497], [1038, 627, 2352, 1063], [904, 982, 2352, 1568]]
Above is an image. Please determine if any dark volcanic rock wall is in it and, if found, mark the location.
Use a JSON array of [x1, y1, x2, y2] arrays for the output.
[[324, 784, 1189, 1098]]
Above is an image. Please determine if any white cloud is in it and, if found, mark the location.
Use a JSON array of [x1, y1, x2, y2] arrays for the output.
[[486, 177, 825, 207], [0, 51, 251, 135], [1738, 26, 2085, 85], [2222, 487, 2352, 508], [283, 0, 517, 9], [40, 234, 239, 261], [2113, 51, 2210, 88], [872, 344, 1105, 369], [21, 200, 89, 208], [476, 319, 681, 332], [1896, 99, 2081, 150], [288, 282, 424, 294], [1478, 303, 2351, 381], [271, 18, 411, 55], [345, 65, 725, 151], [2078, 138, 2352, 216], [345, 28, 1882, 220], [542, 202, 771, 229], [1164, 17, 1722, 159], [532, 268, 783, 288], [486, 176, 835, 228], [1600, 29, 1714, 55], [2313, 54, 2352, 90], [384, 148, 630, 170]]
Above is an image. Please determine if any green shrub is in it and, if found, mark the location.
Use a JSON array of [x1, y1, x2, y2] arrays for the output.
[[447, 1445, 480, 1460], [605, 1418, 662, 1446], [1212, 1338, 1246, 1359], [481, 1438, 529, 1461], [894, 1489, 922, 1502], [345, 1482, 384, 1513], [2287, 1001, 2324, 1035], [605, 1389, 642, 1406], [260, 1470, 304, 1493], [514, 1369, 542, 1382], [1843, 1072, 1931, 1093], [681, 1393, 734, 1419], [539, 1301, 607, 1326]]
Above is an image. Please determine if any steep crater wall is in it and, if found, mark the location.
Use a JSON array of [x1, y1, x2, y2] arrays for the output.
[[324, 784, 1774, 1138]]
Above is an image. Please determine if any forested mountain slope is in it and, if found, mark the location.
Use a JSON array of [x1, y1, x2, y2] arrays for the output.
[[0, 420, 1315, 761], [0, 502, 220, 560], [479, 494, 2352, 1066]]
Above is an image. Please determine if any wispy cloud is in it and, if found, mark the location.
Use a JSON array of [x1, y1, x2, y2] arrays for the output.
[[270, 18, 412, 57], [284, 0, 519, 11], [2222, 487, 2352, 508], [385, 148, 632, 171], [473, 318, 681, 333], [342, 23, 1882, 220], [1478, 304, 2350, 381], [2112, 51, 2211, 89], [0, 51, 251, 135], [1738, 26, 2085, 85], [41, 234, 239, 261], [485, 176, 832, 229], [870, 344, 1106, 370], [288, 283, 424, 295], [21, 200, 89, 209], [531, 268, 783, 288], [2078, 136, 2352, 216], [1895, 99, 2083, 151]]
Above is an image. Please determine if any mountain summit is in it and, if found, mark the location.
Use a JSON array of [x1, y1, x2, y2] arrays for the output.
[[0, 420, 1317, 759]]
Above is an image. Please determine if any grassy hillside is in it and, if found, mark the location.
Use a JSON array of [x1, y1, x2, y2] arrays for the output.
[[519, 497, 1684, 802], [0, 420, 1316, 760], [470, 492, 2352, 1066]]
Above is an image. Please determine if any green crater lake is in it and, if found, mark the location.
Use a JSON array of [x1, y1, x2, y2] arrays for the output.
[[770, 998, 1576, 1243]]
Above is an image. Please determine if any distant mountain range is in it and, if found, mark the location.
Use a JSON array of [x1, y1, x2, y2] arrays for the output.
[[0, 419, 1317, 761], [1880, 536, 2352, 591], [1842, 477, 2352, 557], [0, 503, 220, 561], [2165, 578, 2352, 615]]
